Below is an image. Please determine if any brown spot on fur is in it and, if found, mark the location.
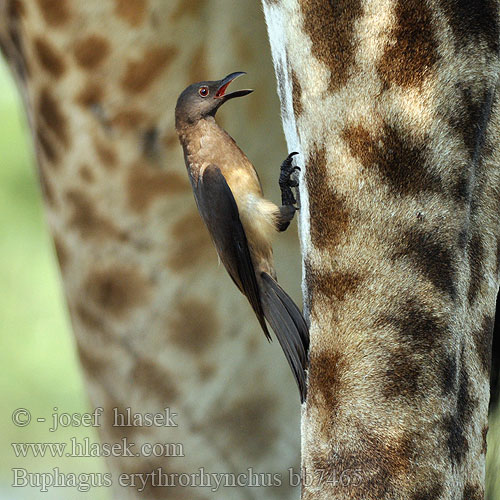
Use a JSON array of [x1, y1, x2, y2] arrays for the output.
[[309, 427, 417, 497], [383, 348, 422, 399], [170, 299, 218, 353], [85, 265, 151, 318], [104, 401, 141, 441], [75, 301, 105, 332], [468, 233, 484, 303], [122, 47, 177, 94], [474, 315, 494, 374], [445, 362, 477, 465], [76, 342, 106, 378], [308, 350, 347, 417], [127, 163, 189, 212], [36, 127, 58, 164], [8, 0, 24, 18], [73, 35, 110, 69], [306, 145, 350, 250], [79, 164, 95, 183], [440, 351, 457, 395], [396, 228, 456, 300], [53, 235, 68, 271], [38, 89, 68, 147], [93, 137, 117, 169], [114, 0, 148, 26], [34, 37, 65, 77], [299, 0, 362, 92], [112, 109, 146, 129], [452, 85, 492, 160], [440, 0, 499, 53], [212, 394, 277, 460], [377, 298, 447, 351], [306, 263, 362, 303], [341, 123, 441, 196], [5, 12, 29, 80], [131, 358, 178, 402], [167, 211, 215, 271], [170, 0, 205, 21], [379, 0, 438, 88], [76, 83, 103, 109], [463, 483, 484, 500], [36, 0, 70, 26], [411, 483, 444, 500], [291, 69, 303, 117], [66, 189, 125, 240]]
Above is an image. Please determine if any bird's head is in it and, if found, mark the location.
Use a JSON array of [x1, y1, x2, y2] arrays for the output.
[[175, 72, 253, 126]]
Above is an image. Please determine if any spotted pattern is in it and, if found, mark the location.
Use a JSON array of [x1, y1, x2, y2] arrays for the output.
[[166, 211, 215, 271], [73, 35, 110, 69], [378, 0, 438, 88], [376, 298, 446, 351], [299, 0, 362, 92], [84, 265, 151, 318], [307, 350, 347, 417], [126, 163, 189, 212], [308, 427, 417, 498], [121, 47, 177, 94], [306, 145, 350, 250], [462, 483, 484, 500], [131, 358, 178, 402], [66, 190, 125, 240], [76, 83, 103, 109], [261, 1, 500, 497], [114, 0, 148, 27], [444, 361, 477, 465], [383, 348, 422, 400], [439, 0, 499, 52], [36, 0, 71, 26], [38, 88, 69, 147], [169, 298, 218, 353], [212, 394, 278, 460], [2, 0, 497, 497], [305, 261, 362, 304], [475, 316, 495, 374], [394, 228, 457, 300], [34, 37, 65, 77], [341, 123, 441, 196]]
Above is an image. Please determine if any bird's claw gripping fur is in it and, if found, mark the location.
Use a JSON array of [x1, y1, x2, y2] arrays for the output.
[[279, 152, 301, 207]]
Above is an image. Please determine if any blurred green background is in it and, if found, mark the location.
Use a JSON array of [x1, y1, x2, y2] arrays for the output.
[[1, 53, 499, 499], [0, 58, 110, 499]]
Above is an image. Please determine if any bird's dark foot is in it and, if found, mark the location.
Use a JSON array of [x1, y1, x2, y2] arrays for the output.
[[279, 152, 300, 207]]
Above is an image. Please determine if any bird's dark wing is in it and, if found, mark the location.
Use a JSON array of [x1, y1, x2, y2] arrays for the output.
[[193, 164, 270, 339]]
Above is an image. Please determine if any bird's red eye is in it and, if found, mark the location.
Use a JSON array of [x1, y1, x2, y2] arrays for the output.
[[199, 86, 209, 97]]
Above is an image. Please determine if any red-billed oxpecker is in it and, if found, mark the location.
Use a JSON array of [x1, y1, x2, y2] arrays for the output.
[[175, 72, 309, 402]]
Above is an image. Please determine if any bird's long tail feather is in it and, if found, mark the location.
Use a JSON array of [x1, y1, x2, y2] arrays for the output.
[[259, 272, 309, 402]]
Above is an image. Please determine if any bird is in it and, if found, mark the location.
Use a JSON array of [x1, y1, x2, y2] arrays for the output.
[[175, 72, 309, 402]]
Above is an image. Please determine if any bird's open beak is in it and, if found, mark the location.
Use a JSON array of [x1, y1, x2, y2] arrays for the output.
[[215, 72, 254, 100]]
